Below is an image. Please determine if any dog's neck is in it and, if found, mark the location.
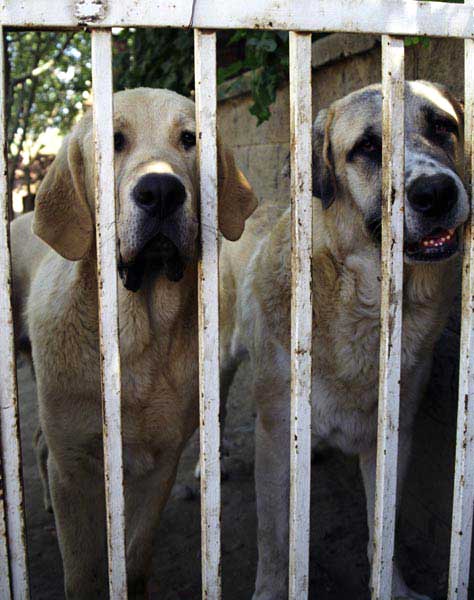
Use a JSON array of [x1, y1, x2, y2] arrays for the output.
[[314, 199, 458, 301], [77, 252, 198, 342]]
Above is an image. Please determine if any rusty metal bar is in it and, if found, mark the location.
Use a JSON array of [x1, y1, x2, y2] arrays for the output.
[[91, 29, 128, 600], [288, 30, 313, 600], [4, 0, 474, 38], [0, 24, 29, 600], [194, 29, 221, 600], [371, 35, 405, 600], [448, 21, 474, 600]]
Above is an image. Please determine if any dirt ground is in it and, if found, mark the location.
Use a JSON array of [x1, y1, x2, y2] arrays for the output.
[[17, 316, 469, 599]]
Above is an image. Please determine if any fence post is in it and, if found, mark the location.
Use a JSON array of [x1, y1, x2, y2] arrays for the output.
[[372, 34, 405, 600], [288, 30, 313, 600], [91, 29, 128, 600], [194, 28, 221, 600], [0, 24, 29, 600], [448, 8, 474, 597]]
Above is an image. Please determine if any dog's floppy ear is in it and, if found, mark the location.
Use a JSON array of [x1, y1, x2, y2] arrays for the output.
[[33, 130, 93, 261], [217, 141, 257, 241], [312, 107, 337, 209]]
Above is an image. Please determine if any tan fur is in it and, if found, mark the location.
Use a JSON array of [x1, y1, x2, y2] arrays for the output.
[[220, 81, 467, 600], [11, 87, 256, 599]]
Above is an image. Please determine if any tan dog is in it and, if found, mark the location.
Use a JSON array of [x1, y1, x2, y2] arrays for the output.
[[220, 81, 468, 600], [11, 87, 256, 598]]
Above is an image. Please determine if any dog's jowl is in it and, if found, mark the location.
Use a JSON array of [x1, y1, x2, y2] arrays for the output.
[[219, 80, 467, 600]]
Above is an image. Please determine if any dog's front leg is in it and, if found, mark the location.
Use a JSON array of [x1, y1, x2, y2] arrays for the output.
[[253, 374, 291, 600], [48, 456, 108, 599], [359, 433, 431, 600], [125, 452, 181, 598]]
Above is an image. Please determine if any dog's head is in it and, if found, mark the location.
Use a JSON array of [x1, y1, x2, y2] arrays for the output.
[[313, 81, 469, 263], [32, 88, 256, 291]]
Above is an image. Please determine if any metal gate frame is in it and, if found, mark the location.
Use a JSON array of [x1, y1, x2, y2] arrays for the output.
[[0, 1, 474, 599]]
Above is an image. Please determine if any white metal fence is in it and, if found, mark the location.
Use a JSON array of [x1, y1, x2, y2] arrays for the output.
[[0, 1, 473, 599]]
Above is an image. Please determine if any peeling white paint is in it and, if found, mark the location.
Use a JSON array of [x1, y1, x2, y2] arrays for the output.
[[195, 29, 221, 600], [91, 30, 127, 600], [372, 35, 405, 600], [288, 31, 312, 600]]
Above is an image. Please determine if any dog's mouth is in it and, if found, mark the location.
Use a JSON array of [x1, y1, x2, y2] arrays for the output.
[[405, 227, 459, 262], [118, 234, 185, 292]]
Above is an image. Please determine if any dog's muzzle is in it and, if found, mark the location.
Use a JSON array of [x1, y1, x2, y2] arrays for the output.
[[118, 173, 187, 292], [133, 172, 186, 217], [405, 173, 462, 262]]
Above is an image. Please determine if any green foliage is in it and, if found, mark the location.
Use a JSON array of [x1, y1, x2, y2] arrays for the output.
[[112, 28, 293, 125], [218, 30, 289, 125], [113, 28, 194, 97], [6, 0, 465, 184], [6, 31, 91, 147], [6, 31, 91, 191]]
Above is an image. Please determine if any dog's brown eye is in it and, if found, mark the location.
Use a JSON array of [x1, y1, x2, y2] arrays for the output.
[[433, 119, 457, 138], [435, 123, 448, 135], [114, 132, 126, 152], [361, 140, 376, 152], [355, 136, 380, 156], [181, 130, 196, 150], [347, 134, 381, 163]]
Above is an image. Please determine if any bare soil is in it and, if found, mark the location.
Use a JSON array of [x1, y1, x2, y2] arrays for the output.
[[17, 319, 467, 599]]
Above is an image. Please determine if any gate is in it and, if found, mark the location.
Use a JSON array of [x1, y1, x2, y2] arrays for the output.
[[0, 1, 473, 599]]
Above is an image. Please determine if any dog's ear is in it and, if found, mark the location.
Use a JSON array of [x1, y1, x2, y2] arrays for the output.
[[33, 130, 93, 261], [312, 107, 337, 209], [433, 83, 464, 126], [217, 141, 257, 241]]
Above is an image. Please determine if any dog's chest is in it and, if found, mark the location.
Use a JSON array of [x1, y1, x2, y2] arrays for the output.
[[308, 260, 445, 454], [30, 266, 199, 471]]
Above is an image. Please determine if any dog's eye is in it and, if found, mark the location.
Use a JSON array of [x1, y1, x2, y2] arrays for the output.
[[360, 139, 377, 153], [433, 120, 457, 137], [348, 135, 381, 162], [180, 130, 196, 150], [114, 132, 126, 152]]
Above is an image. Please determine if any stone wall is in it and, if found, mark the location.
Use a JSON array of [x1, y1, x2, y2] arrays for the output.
[[218, 34, 465, 205]]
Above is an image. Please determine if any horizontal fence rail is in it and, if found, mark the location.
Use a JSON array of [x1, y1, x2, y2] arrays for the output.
[[1, 0, 474, 38], [91, 29, 128, 600]]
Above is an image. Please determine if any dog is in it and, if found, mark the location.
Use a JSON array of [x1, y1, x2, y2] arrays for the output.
[[10, 87, 256, 598], [219, 81, 468, 599]]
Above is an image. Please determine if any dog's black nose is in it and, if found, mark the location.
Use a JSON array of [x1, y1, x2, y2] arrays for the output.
[[133, 173, 186, 218], [407, 174, 458, 218]]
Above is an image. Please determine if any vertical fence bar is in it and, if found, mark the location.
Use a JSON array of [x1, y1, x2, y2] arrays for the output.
[[0, 25, 29, 600], [448, 20, 474, 600], [91, 30, 128, 600], [372, 35, 405, 600], [0, 463, 12, 599], [288, 31, 313, 600], [194, 29, 221, 600]]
